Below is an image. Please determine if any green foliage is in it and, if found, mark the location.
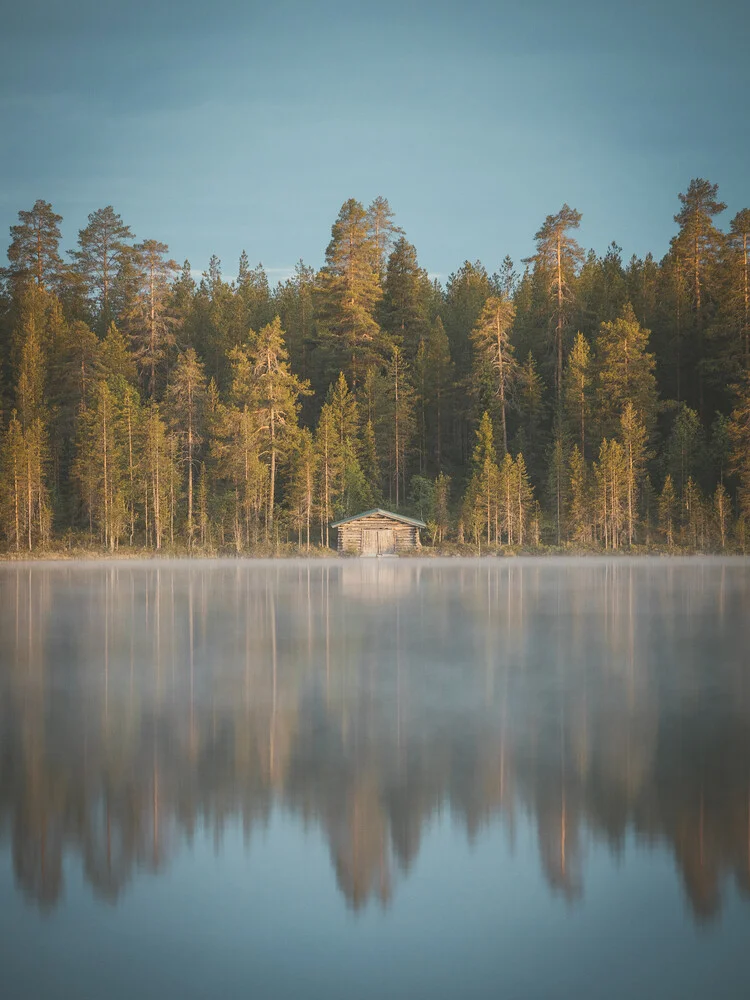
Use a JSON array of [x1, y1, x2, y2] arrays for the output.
[[594, 304, 658, 438], [563, 332, 592, 456], [6, 200, 63, 289], [316, 199, 386, 384], [1, 184, 749, 553], [728, 374, 750, 521], [470, 295, 517, 453], [523, 204, 584, 398], [71, 206, 134, 327]]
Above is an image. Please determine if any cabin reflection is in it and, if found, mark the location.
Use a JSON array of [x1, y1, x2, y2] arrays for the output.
[[0, 560, 749, 921]]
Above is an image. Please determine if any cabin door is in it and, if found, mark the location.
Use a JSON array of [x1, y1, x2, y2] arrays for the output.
[[377, 529, 396, 554], [361, 528, 395, 555], [362, 529, 379, 555]]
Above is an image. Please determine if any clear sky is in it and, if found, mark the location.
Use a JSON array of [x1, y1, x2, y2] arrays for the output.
[[1, 0, 748, 282]]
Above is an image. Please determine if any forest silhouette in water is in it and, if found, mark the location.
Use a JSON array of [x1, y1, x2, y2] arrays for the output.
[[1, 559, 749, 920], [1, 187, 750, 556]]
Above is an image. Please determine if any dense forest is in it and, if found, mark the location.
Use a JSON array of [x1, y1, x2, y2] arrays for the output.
[[0, 183, 749, 553]]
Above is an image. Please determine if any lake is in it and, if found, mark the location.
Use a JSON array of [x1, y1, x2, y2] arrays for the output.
[[1, 558, 749, 998]]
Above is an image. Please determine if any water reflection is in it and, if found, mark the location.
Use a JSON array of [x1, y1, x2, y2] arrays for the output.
[[0, 559, 749, 920]]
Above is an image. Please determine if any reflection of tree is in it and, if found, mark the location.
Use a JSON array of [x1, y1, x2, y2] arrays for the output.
[[0, 560, 749, 919]]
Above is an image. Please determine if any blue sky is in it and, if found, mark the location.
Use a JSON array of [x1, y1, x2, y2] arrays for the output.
[[1, 0, 748, 282]]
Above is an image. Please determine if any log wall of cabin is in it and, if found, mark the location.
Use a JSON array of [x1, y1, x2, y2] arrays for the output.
[[335, 515, 421, 554]]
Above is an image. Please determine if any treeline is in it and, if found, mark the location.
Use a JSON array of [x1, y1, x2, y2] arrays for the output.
[[0, 186, 749, 553]]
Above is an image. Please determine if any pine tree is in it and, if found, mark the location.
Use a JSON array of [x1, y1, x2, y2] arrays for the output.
[[130, 239, 179, 396], [99, 321, 138, 386], [288, 428, 316, 549], [523, 205, 584, 402], [71, 206, 134, 327], [563, 332, 592, 456], [73, 379, 125, 549], [423, 317, 453, 471], [377, 345, 416, 508], [712, 482, 731, 550], [367, 196, 403, 276], [315, 401, 337, 546], [244, 317, 311, 530], [513, 352, 546, 484], [120, 386, 143, 545], [498, 452, 515, 544], [663, 404, 707, 498], [0, 412, 25, 550], [469, 412, 499, 545], [567, 445, 591, 545], [273, 261, 316, 384], [682, 476, 705, 550], [620, 402, 648, 546], [546, 424, 567, 545], [380, 237, 429, 355], [433, 472, 451, 544], [595, 304, 658, 438], [725, 209, 750, 370], [237, 259, 274, 332], [197, 461, 210, 548], [672, 179, 726, 318], [470, 295, 517, 454], [6, 200, 64, 289], [143, 403, 176, 550], [594, 439, 626, 549], [513, 453, 534, 546], [327, 372, 359, 459], [728, 374, 750, 522], [670, 179, 726, 410], [167, 348, 207, 547], [212, 398, 265, 550], [659, 475, 677, 547], [443, 260, 493, 381], [13, 311, 52, 549]]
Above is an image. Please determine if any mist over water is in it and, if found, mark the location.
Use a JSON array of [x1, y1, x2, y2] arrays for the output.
[[1, 558, 750, 999]]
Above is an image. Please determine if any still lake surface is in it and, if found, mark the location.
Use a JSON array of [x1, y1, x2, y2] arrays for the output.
[[1, 557, 749, 998]]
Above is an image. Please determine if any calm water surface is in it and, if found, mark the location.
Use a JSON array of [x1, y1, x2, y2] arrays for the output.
[[1, 558, 749, 999]]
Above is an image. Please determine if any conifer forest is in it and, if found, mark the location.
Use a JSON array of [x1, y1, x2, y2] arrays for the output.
[[1, 184, 749, 554]]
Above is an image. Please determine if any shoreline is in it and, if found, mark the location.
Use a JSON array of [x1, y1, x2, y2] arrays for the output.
[[0, 547, 747, 563]]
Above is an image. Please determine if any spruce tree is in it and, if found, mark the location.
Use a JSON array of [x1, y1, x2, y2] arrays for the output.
[[423, 317, 453, 471], [467, 412, 499, 545], [594, 304, 658, 439], [317, 199, 385, 385], [380, 237, 430, 355], [245, 317, 311, 529], [377, 346, 416, 508], [563, 332, 592, 457]]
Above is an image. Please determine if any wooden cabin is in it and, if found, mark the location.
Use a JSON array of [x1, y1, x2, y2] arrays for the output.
[[330, 509, 426, 556]]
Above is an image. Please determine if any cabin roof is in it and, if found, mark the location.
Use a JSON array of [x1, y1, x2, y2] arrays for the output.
[[330, 508, 427, 529]]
